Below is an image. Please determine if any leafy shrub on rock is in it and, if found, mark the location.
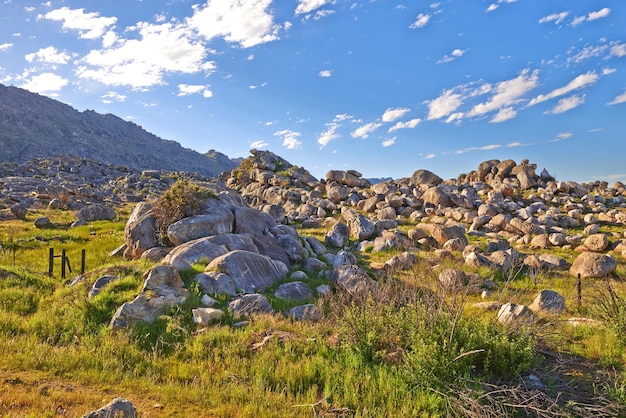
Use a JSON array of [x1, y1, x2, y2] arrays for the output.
[[152, 180, 216, 245]]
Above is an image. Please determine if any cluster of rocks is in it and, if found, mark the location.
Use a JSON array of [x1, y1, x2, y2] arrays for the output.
[[82, 150, 626, 329], [0, 155, 211, 222]]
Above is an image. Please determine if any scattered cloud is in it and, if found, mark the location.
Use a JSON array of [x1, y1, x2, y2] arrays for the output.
[[607, 90, 626, 105], [409, 13, 431, 29], [485, 0, 517, 13], [388, 118, 421, 133], [41, 7, 117, 40], [319, 69, 332, 77], [545, 95, 585, 114], [424, 153, 436, 159], [528, 71, 598, 106], [456, 144, 501, 154], [611, 43, 626, 58], [100, 91, 126, 103], [274, 129, 303, 149], [0, 43, 12, 52], [178, 83, 213, 98], [19, 72, 68, 94], [25, 46, 71, 64], [426, 89, 463, 120], [295, 0, 333, 16], [571, 8, 611, 27], [466, 69, 539, 118], [550, 132, 573, 142], [318, 123, 341, 147], [250, 140, 269, 148], [382, 107, 410, 122], [382, 137, 396, 147], [490, 107, 517, 123], [351, 122, 382, 139], [188, 0, 280, 48], [437, 48, 465, 64], [538, 12, 569, 25], [506, 141, 529, 147]]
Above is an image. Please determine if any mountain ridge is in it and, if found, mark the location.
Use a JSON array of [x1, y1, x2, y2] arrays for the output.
[[0, 84, 237, 177]]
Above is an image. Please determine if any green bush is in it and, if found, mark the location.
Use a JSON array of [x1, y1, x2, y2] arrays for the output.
[[152, 179, 216, 245]]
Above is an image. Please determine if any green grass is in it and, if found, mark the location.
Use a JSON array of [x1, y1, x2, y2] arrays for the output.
[[1, 207, 626, 416]]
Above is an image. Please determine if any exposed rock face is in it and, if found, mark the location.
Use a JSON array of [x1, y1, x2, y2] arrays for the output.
[[529, 290, 565, 315], [167, 211, 234, 245], [76, 204, 116, 221], [200, 250, 288, 294], [228, 294, 275, 316], [409, 169, 443, 186], [497, 303, 533, 324], [342, 208, 375, 241], [123, 202, 157, 259], [326, 170, 370, 188]]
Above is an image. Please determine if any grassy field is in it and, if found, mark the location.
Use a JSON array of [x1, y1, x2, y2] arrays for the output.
[[1, 204, 626, 417]]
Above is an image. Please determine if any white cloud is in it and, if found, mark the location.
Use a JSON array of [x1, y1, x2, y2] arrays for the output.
[[295, 0, 333, 15], [607, 90, 626, 105], [545, 95, 585, 114], [485, 4, 498, 12], [538, 12, 569, 25], [317, 123, 341, 147], [528, 71, 598, 106], [603, 68, 616, 75], [319, 69, 332, 77], [409, 13, 431, 29], [42, 7, 117, 40], [25, 46, 71, 64], [382, 137, 396, 147], [77, 21, 215, 89], [437, 48, 465, 64], [178, 84, 213, 98], [424, 153, 436, 159], [571, 8, 611, 27], [588, 7, 611, 21], [19, 72, 68, 94], [506, 141, 530, 147], [274, 129, 302, 149], [466, 69, 539, 118], [382, 107, 410, 122], [426, 89, 463, 120], [490, 107, 517, 123], [188, 0, 280, 48], [0, 43, 12, 52], [611, 43, 626, 58], [456, 144, 501, 154], [388, 118, 421, 133], [250, 140, 269, 148], [351, 122, 382, 139], [549, 132, 573, 142], [101, 91, 126, 102], [312, 9, 334, 20]]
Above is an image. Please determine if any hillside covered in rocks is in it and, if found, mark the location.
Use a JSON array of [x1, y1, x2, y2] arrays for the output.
[[0, 83, 237, 177]]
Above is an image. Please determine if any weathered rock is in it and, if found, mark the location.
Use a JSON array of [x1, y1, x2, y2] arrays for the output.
[[123, 202, 157, 259], [82, 398, 137, 418], [192, 307, 224, 325], [497, 302, 533, 324], [204, 250, 288, 294], [140, 246, 172, 262], [422, 186, 450, 208], [424, 224, 468, 248], [77, 204, 116, 221], [569, 252, 616, 278], [528, 290, 565, 315], [333, 250, 376, 295], [326, 170, 370, 188], [583, 233, 609, 252], [10, 203, 27, 219], [167, 210, 234, 246], [228, 294, 275, 316], [342, 208, 375, 240], [34, 216, 52, 228], [288, 304, 321, 321], [383, 251, 417, 271], [88, 275, 119, 298], [325, 222, 350, 248], [233, 205, 277, 234], [275, 281, 314, 301], [409, 169, 443, 186], [438, 268, 468, 290], [110, 266, 189, 329]]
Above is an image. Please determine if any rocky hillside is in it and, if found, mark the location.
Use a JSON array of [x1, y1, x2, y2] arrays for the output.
[[0, 84, 236, 177]]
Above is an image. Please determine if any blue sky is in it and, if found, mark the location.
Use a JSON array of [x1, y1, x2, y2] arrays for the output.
[[1, 1, 625, 183]]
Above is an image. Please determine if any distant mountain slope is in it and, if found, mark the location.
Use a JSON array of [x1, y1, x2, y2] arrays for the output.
[[0, 84, 237, 177]]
